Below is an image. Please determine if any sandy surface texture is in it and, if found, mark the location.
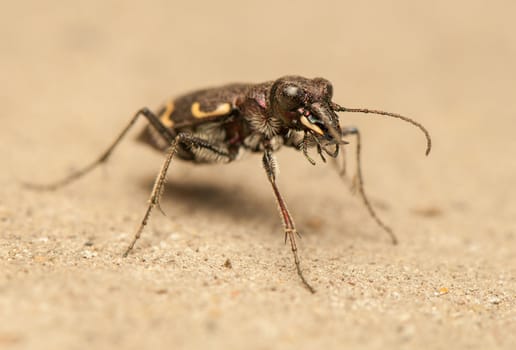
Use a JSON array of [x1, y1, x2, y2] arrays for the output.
[[1, 1, 515, 349]]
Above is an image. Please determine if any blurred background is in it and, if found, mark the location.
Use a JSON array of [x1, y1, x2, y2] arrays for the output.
[[2, 1, 515, 213], [1, 1, 515, 349]]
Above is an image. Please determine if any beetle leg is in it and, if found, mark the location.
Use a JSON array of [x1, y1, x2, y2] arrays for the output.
[[262, 149, 316, 293], [332, 141, 347, 178], [300, 132, 316, 165], [341, 126, 398, 245], [24, 107, 175, 191], [123, 133, 230, 257]]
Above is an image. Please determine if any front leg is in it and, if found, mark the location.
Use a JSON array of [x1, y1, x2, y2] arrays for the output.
[[341, 126, 398, 244], [262, 148, 316, 293]]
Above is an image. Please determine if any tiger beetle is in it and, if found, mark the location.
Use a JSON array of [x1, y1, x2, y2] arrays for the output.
[[28, 76, 432, 293]]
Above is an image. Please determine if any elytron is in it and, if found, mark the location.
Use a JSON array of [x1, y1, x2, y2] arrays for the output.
[[30, 76, 431, 293]]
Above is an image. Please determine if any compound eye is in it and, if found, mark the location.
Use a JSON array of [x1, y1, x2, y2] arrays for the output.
[[313, 78, 333, 100], [279, 85, 303, 110], [285, 85, 300, 98], [325, 83, 333, 99]]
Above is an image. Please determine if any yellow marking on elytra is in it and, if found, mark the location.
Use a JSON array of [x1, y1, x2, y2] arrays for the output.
[[191, 102, 231, 119], [159, 100, 175, 127], [300, 115, 324, 135]]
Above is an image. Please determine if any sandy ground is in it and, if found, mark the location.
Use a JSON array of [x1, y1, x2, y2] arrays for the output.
[[1, 1, 515, 349]]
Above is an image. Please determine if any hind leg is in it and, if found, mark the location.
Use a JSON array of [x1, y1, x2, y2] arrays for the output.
[[25, 107, 175, 190]]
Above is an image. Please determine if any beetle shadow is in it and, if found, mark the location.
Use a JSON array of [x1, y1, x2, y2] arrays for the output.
[[137, 175, 277, 227]]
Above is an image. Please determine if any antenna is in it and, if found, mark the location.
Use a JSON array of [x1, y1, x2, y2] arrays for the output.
[[333, 104, 432, 156]]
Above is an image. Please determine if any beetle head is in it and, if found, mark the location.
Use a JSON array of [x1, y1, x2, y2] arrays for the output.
[[270, 76, 342, 144]]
